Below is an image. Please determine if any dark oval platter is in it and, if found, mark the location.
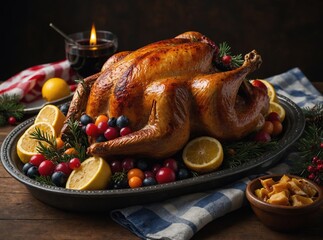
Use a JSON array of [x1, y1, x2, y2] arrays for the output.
[[1, 95, 305, 212]]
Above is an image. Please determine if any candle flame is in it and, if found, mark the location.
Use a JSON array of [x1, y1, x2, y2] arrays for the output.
[[90, 24, 97, 45]]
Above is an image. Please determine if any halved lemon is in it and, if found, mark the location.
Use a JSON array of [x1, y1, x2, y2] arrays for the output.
[[269, 102, 286, 122], [252, 79, 278, 103], [34, 105, 66, 136], [66, 157, 111, 190], [17, 122, 56, 163], [182, 136, 224, 173]]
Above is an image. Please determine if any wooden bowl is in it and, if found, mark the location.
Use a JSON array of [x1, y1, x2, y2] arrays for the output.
[[246, 174, 323, 231]]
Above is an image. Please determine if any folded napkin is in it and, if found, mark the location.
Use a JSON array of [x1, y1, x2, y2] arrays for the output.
[[0, 60, 76, 103], [110, 68, 323, 240]]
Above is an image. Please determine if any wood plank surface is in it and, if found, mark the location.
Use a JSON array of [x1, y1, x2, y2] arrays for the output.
[[0, 83, 322, 240]]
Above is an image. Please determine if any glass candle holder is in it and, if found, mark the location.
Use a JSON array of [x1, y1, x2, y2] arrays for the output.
[[65, 30, 118, 78]]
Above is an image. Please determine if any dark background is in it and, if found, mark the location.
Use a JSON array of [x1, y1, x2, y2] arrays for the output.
[[1, 0, 322, 82]]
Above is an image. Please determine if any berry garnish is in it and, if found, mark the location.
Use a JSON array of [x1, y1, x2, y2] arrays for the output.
[[163, 158, 178, 172], [143, 177, 157, 186], [122, 158, 135, 172], [120, 127, 132, 136], [8, 116, 17, 125], [55, 162, 72, 176], [26, 166, 40, 179], [51, 171, 68, 187], [108, 117, 117, 127], [22, 163, 34, 175], [38, 160, 55, 176], [155, 167, 176, 184], [80, 114, 93, 126], [116, 115, 129, 128], [29, 154, 46, 167], [254, 131, 271, 142], [222, 55, 232, 65], [104, 127, 119, 140], [86, 123, 99, 137], [69, 158, 81, 170], [267, 112, 281, 122], [59, 103, 70, 116], [110, 160, 123, 173], [97, 121, 109, 134]]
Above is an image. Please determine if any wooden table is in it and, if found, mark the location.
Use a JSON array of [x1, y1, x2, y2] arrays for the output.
[[1, 83, 322, 240]]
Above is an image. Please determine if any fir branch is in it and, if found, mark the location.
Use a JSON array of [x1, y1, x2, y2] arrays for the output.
[[223, 141, 278, 168], [289, 104, 323, 184], [62, 118, 89, 161], [35, 176, 54, 186], [218, 42, 231, 57], [0, 94, 24, 126], [218, 42, 244, 68], [29, 127, 65, 163], [214, 42, 244, 71]]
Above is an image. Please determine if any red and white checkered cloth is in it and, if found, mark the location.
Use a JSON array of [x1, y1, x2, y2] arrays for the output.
[[0, 60, 77, 103]]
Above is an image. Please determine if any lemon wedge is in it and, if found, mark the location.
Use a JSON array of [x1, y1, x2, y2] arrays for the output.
[[34, 105, 66, 135], [182, 136, 224, 173], [66, 157, 111, 190], [17, 122, 56, 163]]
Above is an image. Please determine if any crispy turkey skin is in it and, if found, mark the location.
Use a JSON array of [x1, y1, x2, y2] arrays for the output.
[[62, 31, 269, 159]]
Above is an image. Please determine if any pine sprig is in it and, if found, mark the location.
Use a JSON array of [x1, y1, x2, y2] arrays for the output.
[[61, 118, 89, 161], [0, 94, 24, 126], [223, 141, 278, 168], [35, 176, 54, 186], [29, 127, 63, 163], [218, 42, 244, 68], [289, 104, 323, 185]]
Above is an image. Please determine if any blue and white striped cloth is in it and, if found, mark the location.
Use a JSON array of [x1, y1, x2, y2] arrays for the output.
[[110, 68, 323, 240]]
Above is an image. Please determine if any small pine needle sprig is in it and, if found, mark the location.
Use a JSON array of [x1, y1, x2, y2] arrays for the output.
[[29, 127, 68, 164], [289, 104, 323, 185], [223, 141, 278, 169], [219, 42, 244, 68], [30, 118, 89, 164], [215, 42, 244, 70], [0, 94, 24, 126], [61, 118, 89, 161]]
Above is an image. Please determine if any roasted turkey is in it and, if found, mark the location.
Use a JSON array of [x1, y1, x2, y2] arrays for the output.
[[62, 31, 269, 159]]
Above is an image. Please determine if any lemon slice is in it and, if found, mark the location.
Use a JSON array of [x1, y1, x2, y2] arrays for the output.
[[34, 105, 66, 136], [269, 102, 286, 122], [66, 157, 111, 190], [252, 79, 278, 103], [182, 136, 224, 173], [17, 122, 56, 163]]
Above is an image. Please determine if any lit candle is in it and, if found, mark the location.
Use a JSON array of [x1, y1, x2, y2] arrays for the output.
[[65, 24, 118, 78]]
